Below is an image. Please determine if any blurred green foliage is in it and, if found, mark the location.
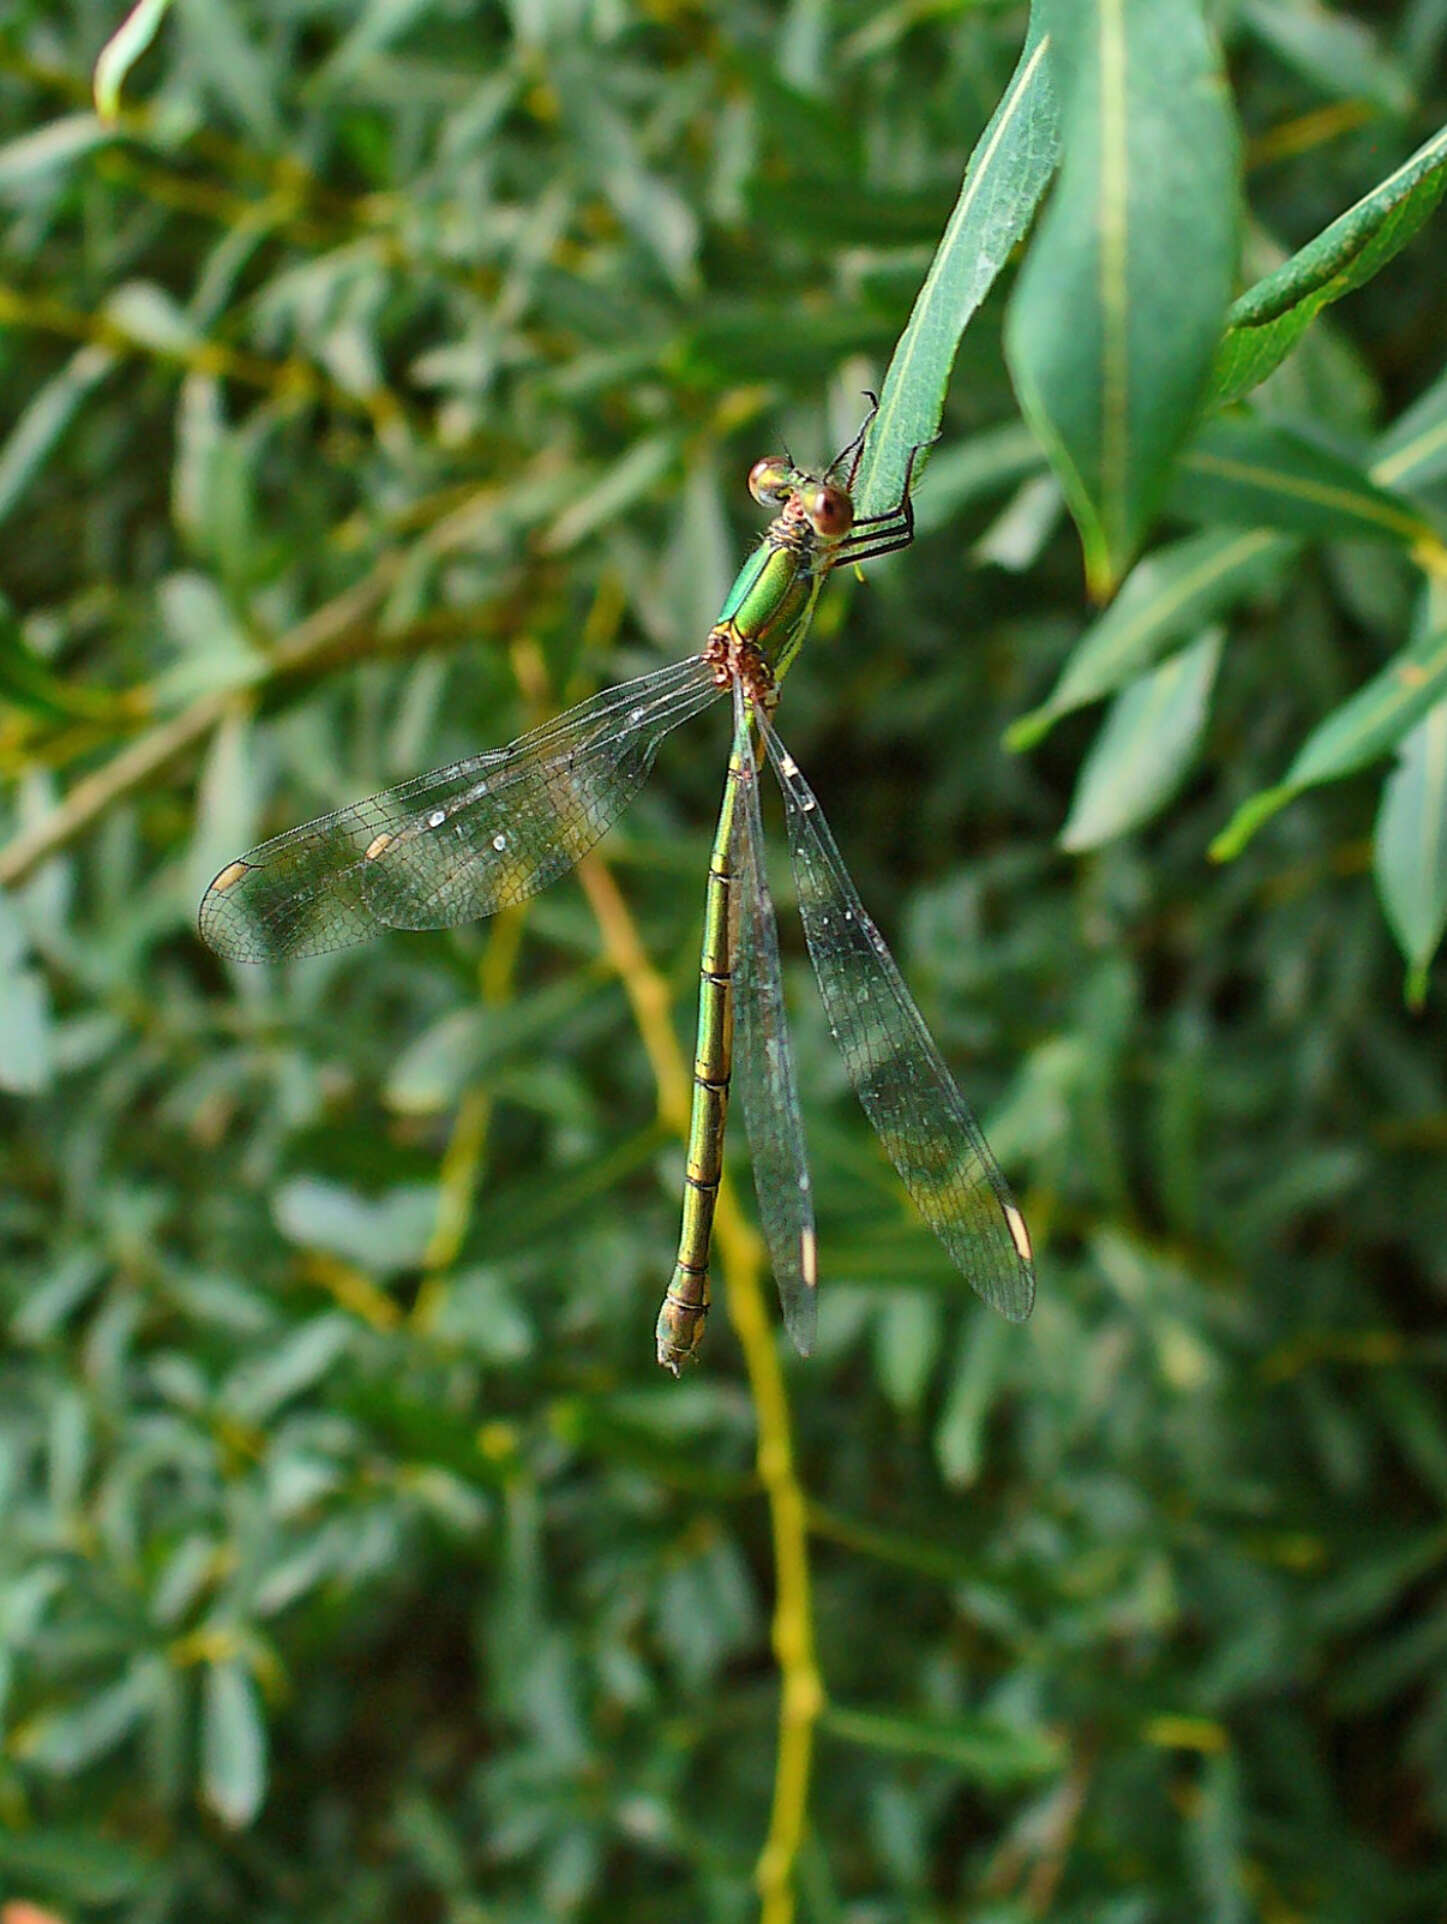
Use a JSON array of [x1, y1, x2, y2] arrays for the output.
[[2, 2, 1446, 1920]]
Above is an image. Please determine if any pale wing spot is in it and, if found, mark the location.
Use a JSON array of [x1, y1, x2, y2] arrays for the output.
[[210, 859, 251, 894], [492, 832, 508, 852], [427, 808, 446, 828], [1004, 1201, 1033, 1263], [364, 831, 395, 862], [802, 1227, 818, 1289], [779, 752, 799, 776]]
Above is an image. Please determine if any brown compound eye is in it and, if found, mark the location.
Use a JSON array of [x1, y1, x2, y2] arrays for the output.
[[802, 482, 854, 539], [748, 458, 794, 507]]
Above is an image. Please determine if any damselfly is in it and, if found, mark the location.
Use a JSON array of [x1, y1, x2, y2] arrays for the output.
[[199, 413, 1035, 1369]]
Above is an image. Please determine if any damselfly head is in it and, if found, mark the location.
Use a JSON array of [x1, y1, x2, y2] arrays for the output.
[[749, 458, 855, 542]]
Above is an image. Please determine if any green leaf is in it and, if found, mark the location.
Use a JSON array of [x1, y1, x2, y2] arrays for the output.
[[188, 712, 263, 913], [19, 1665, 158, 1773], [173, 375, 259, 582], [1240, 0, 1413, 116], [1004, 0, 1240, 594], [174, 0, 282, 148], [0, 1827, 151, 1904], [202, 1659, 268, 1828], [909, 422, 1049, 537], [874, 1290, 941, 1415], [1309, 1520, 1447, 1633], [1212, 622, 1447, 860], [1374, 696, 1447, 1007], [852, 17, 1059, 521], [1372, 361, 1447, 493], [385, 973, 603, 1114], [0, 344, 118, 532], [541, 435, 680, 554], [1061, 627, 1223, 850], [0, 965, 54, 1094], [272, 1177, 438, 1273], [221, 1313, 355, 1423], [973, 471, 1064, 572], [1007, 526, 1295, 749], [822, 1702, 1063, 1785], [0, 112, 112, 190], [935, 1308, 1014, 1489], [1188, 1749, 1247, 1924], [94, 0, 176, 119], [314, 0, 437, 92], [1168, 415, 1437, 547], [1209, 124, 1447, 407]]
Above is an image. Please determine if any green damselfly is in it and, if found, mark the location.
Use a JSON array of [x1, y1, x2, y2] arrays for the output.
[[199, 413, 1036, 1370]]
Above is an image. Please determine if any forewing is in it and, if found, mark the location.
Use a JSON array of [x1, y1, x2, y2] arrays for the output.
[[728, 685, 817, 1358], [759, 713, 1034, 1322], [199, 656, 722, 962]]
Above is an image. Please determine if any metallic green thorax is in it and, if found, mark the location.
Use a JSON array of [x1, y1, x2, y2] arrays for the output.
[[714, 516, 830, 687]]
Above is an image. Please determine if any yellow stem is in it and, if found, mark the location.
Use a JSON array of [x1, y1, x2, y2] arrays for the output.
[[512, 630, 818, 1922], [578, 849, 821, 1920], [416, 903, 527, 1322]]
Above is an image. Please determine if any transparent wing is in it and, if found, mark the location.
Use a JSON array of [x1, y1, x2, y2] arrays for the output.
[[758, 710, 1035, 1322], [727, 682, 817, 1358], [199, 655, 723, 962]]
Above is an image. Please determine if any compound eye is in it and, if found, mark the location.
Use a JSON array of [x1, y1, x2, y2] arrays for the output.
[[803, 483, 854, 538], [749, 458, 793, 507]]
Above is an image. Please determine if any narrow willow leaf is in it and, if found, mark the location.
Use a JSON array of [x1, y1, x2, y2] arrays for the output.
[[0, 965, 55, 1095], [1007, 527, 1295, 750], [104, 281, 204, 355], [386, 1008, 488, 1113], [1004, 0, 1240, 595], [0, 113, 111, 189], [315, 0, 435, 90], [852, 17, 1058, 521], [910, 422, 1048, 537], [1372, 364, 1447, 493], [202, 1660, 267, 1828], [188, 712, 262, 912], [174, 0, 282, 148], [1061, 627, 1223, 850], [0, 344, 116, 530], [1240, 0, 1413, 116], [1210, 124, 1447, 408], [1374, 697, 1447, 1007], [935, 1308, 1013, 1489], [1189, 1749, 1247, 1924], [1169, 416, 1437, 548], [18, 1666, 157, 1773], [823, 1702, 1062, 1785], [272, 1179, 437, 1273], [541, 435, 679, 553], [1212, 624, 1447, 860], [552, 63, 699, 294], [221, 1314, 356, 1424], [0, 1829, 150, 1904], [973, 472, 1063, 571], [94, 0, 175, 119]]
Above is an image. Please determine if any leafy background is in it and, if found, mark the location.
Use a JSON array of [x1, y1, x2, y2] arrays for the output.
[[2, 2, 1446, 1920]]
